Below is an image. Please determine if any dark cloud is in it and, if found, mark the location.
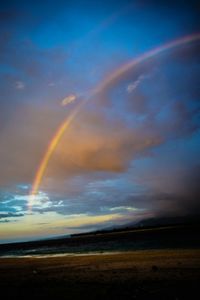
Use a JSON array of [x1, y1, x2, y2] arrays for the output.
[[0, 212, 24, 219], [128, 164, 200, 217], [0, 219, 14, 223]]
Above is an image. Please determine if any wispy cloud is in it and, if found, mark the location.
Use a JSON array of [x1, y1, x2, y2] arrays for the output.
[[127, 74, 148, 93], [15, 81, 25, 90]]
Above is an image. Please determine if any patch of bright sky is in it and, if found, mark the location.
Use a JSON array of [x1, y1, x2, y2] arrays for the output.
[[0, 210, 125, 243]]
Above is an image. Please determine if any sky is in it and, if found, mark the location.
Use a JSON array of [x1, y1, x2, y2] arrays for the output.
[[0, 0, 200, 243]]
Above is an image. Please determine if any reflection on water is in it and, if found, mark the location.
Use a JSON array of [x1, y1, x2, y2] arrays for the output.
[[1, 251, 124, 259]]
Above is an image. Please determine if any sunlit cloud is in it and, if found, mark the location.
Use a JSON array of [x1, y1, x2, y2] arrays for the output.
[[61, 94, 77, 106], [109, 206, 140, 212]]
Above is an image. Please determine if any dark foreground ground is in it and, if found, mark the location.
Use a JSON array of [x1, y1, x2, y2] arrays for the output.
[[0, 249, 200, 300]]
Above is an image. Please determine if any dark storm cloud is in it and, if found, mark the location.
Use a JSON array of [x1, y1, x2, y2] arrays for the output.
[[178, 164, 200, 212], [128, 164, 200, 217], [29, 176, 147, 223]]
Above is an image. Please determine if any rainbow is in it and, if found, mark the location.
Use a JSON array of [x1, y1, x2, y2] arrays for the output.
[[29, 32, 200, 210]]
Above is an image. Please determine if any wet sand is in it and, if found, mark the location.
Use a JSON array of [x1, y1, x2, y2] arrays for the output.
[[1, 249, 200, 299]]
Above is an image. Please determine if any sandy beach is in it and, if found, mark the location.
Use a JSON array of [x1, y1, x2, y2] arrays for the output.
[[1, 249, 200, 299]]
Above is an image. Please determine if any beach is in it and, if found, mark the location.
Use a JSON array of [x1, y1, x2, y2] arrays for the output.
[[1, 249, 200, 299]]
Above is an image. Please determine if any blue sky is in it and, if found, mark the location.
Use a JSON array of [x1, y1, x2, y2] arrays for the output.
[[0, 0, 200, 243]]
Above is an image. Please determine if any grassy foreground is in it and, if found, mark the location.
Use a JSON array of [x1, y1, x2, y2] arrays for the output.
[[0, 249, 200, 299]]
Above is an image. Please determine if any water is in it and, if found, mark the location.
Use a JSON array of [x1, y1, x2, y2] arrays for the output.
[[1, 250, 124, 259]]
